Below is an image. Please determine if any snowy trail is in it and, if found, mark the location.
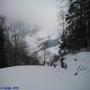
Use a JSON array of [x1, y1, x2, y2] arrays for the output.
[[0, 66, 67, 90], [0, 52, 90, 90], [0, 66, 90, 90]]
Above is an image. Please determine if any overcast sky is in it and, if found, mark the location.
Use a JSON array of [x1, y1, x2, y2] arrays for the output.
[[0, 0, 60, 38]]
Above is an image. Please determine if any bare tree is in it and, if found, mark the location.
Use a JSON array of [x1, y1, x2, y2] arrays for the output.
[[0, 15, 8, 68], [43, 41, 48, 66], [5, 22, 30, 65], [58, 9, 66, 54]]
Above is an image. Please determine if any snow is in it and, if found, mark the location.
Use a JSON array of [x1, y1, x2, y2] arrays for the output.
[[64, 52, 90, 74], [47, 45, 59, 55], [26, 30, 59, 53], [0, 52, 90, 90]]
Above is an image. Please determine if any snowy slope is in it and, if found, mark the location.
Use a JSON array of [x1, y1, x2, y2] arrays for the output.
[[36, 31, 59, 61], [0, 52, 90, 90], [26, 30, 59, 55], [64, 52, 90, 75], [26, 31, 59, 61]]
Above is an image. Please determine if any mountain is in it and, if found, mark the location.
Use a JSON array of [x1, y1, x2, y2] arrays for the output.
[[26, 30, 60, 53], [36, 31, 59, 54], [25, 30, 60, 62]]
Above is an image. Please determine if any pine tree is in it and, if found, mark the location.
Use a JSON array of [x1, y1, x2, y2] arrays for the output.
[[63, 0, 90, 51]]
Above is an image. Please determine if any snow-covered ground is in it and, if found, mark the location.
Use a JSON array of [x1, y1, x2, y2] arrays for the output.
[[0, 52, 90, 90]]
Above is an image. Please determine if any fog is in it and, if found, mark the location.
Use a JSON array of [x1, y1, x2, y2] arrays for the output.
[[0, 0, 59, 37]]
